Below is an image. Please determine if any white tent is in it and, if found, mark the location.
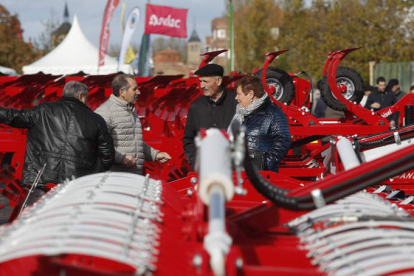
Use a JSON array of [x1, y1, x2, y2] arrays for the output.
[[0, 66, 17, 76], [23, 15, 130, 75]]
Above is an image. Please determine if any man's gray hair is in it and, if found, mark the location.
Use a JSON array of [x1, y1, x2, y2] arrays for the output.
[[112, 74, 135, 96], [63, 81, 89, 99]]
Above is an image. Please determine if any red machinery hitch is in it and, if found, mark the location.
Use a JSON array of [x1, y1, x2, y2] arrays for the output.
[[198, 49, 229, 69], [259, 48, 389, 136], [323, 47, 388, 126]]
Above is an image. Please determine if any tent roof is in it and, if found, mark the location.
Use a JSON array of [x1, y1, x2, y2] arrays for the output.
[[23, 15, 130, 75], [0, 65, 17, 76]]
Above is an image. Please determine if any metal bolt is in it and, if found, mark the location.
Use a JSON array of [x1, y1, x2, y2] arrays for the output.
[[235, 186, 247, 196], [193, 254, 202, 268], [187, 188, 193, 197], [190, 177, 198, 184], [235, 258, 243, 269]]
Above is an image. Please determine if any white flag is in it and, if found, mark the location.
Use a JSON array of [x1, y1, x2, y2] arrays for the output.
[[118, 7, 140, 71]]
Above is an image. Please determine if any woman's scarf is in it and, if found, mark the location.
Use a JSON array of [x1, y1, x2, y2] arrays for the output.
[[228, 93, 268, 133]]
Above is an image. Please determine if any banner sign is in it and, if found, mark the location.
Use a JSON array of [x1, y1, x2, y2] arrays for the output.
[[118, 7, 140, 71], [99, 0, 120, 67], [144, 4, 188, 38]]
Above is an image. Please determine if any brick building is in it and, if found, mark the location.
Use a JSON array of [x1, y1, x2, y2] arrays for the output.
[[153, 48, 189, 76], [205, 16, 229, 69], [187, 29, 202, 73], [153, 29, 202, 76]]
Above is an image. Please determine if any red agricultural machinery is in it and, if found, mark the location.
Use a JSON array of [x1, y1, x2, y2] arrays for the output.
[[1, 47, 414, 275]]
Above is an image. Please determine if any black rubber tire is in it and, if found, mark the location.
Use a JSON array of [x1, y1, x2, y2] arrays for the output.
[[255, 67, 295, 105], [320, 67, 365, 111]]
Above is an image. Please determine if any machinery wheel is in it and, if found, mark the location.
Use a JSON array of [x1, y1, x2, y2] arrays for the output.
[[255, 67, 295, 105], [320, 67, 364, 111]]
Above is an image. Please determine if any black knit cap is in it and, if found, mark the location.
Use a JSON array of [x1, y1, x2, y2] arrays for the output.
[[194, 64, 224, 77], [388, 79, 399, 87]]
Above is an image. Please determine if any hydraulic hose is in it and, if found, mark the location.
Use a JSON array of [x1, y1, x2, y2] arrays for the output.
[[358, 137, 388, 149], [359, 132, 414, 149], [240, 121, 414, 210], [358, 125, 414, 149], [297, 160, 414, 210], [243, 152, 298, 209], [290, 135, 327, 148], [233, 120, 299, 209]]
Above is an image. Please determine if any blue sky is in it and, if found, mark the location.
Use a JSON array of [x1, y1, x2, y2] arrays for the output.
[[2, 0, 227, 48]]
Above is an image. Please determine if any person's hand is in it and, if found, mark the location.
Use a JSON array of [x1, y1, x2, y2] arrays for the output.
[[121, 154, 137, 168], [156, 152, 171, 164], [371, 102, 381, 109]]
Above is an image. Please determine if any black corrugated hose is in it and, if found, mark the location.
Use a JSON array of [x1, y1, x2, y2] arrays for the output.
[[237, 122, 414, 210]]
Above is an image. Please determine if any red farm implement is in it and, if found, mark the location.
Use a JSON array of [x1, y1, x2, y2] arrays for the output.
[[1, 47, 414, 276]]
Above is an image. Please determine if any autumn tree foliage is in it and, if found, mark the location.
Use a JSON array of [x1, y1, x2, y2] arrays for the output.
[[277, 0, 414, 81], [233, 0, 414, 82], [233, 0, 284, 73], [0, 4, 37, 74]]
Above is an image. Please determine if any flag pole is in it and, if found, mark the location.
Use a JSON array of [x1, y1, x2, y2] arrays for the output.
[[228, 0, 234, 72], [139, 0, 150, 76], [139, 35, 147, 75]]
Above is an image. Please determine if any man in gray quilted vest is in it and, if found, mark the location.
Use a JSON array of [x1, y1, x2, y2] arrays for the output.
[[95, 74, 171, 174]]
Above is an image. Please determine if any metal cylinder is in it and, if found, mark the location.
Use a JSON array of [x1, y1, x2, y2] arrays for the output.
[[336, 136, 360, 171], [198, 129, 234, 205], [205, 184, 232, 276], [198, 129, 233, 276], [208, 185, 226, 233]]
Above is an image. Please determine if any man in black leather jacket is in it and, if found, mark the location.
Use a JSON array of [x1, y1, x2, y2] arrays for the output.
[[183, 64, 237, 170], [0, 81, 114, 188]]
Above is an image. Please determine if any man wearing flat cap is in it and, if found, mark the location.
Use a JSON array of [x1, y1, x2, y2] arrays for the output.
[[183, 64, 237, 170]]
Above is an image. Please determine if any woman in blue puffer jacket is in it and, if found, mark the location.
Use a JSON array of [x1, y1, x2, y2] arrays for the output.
[[228, 75, 291, 172]]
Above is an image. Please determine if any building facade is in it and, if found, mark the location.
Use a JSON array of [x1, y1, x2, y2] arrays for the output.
[[187, 30, 202, 73], [205, 16, 229, 70], [153, 48, 189, 76]]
